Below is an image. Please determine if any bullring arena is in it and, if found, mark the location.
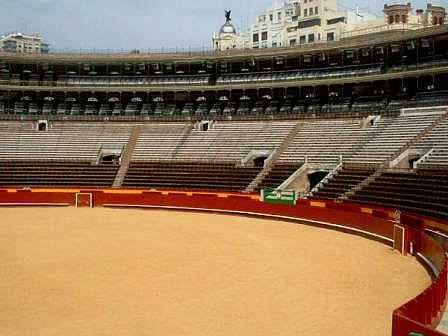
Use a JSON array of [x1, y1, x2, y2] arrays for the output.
[[1, 20, 448, 336], [0, 206, 430, 336], [0, 188, 447, 336]]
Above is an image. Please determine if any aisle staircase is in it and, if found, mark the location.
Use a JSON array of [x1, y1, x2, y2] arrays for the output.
[[385, 111, 448, 168], [112, 125, 142, 187], [245, 122, 304, 192]]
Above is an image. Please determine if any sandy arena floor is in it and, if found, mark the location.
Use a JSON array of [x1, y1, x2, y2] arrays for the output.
[[0, 207, 431, 336]]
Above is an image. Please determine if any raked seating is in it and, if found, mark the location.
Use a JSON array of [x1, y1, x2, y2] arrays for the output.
[[312, 168, 373, 200], [412, 117, 448, 168], [174, 121, 298, 162], [0, 161, 118, 187], [256, 163, 303, 191], [346, 114, 442, 164], [279, 119, 373, 165], [0, 122, 133, 161], [348, 170, 448, 219], [123, 161, 260, 191], [132, 123, 190, 160]]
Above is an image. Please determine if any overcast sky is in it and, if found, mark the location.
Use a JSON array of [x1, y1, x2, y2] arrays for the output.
[[0, 0, 446, 51]]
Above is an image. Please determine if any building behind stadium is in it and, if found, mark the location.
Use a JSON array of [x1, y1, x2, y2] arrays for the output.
[[0, 32, 49, 54], [213, 0, 446, 50]]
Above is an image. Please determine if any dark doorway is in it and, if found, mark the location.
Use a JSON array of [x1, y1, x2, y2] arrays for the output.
[[254, 156, 268, 168], [101, 154, 120, 165], [308, 171, 329, 190], [38, 121, 47, 132]]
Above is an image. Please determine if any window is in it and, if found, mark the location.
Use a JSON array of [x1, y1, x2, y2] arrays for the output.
[[304, 8, 308, 16], [309, 8, 313, 15], [315, 6, 318, 14], [261, 31, 268, 40], [278, 12, 282, 20], [389, 15, 394, 24], [308, 33, 315, 43], [290, 39, 297, 47], [402, 15, 407, 23], [270, 14, 273, 21], [327, 32, 335, 41], [395, 15, 400, 23], [300, 35, 306, 44], [272, 42, 277, 47], [253, 33, 259, 42]]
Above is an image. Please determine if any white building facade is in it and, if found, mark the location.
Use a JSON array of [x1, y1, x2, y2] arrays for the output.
[[212, 0, 446, 50], [0, 32, 49, 54]]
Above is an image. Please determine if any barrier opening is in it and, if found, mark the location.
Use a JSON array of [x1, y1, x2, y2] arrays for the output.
[[75, 193, 93, 208]]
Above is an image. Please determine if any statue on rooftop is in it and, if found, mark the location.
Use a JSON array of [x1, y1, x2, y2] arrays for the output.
[[225, 10, 232, 22]]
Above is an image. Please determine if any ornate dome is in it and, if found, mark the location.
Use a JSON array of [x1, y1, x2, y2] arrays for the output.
[[219, 22, 237, 35]]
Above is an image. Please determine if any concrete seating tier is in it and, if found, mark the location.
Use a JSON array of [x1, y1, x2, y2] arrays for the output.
[[123, 161, 261, 191], [279, 119, 372, 165], [173, 121, 298, 162], [312, 169, 374, 200], [346, 114, 441, 164], [132, 123, 190, 161], [412, 118, 448, 168], [0, 122, 133, 161], [0, 161, 118, 187], [348, 171, 448, 219], [256, 163, 303, 191]]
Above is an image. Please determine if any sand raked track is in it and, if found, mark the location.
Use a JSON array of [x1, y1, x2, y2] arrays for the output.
[[0, 207, 431, 336]]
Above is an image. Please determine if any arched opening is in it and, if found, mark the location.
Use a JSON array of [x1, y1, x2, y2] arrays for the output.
[[254, 156, 268, 168], [37, 120, 48, 132]]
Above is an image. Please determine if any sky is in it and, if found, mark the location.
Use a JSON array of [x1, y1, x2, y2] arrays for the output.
[[0, 0, 446, 51]]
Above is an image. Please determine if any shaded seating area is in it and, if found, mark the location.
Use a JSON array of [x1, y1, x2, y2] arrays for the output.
[[256, 163, 303, 191], [348, 170, 448, 219], [0, 161, 119, 187], [312, 168, 374, 200], [122, 161, 261, 191]]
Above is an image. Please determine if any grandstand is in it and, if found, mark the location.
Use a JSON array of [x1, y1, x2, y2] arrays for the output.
[[0, 22, 448, 336]]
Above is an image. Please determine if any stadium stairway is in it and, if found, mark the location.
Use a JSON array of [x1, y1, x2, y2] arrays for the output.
[[384, 111, 448, 168], [112, 125, 142, 187], [244, 122, 304, 192], [313, 111, 448, 200]]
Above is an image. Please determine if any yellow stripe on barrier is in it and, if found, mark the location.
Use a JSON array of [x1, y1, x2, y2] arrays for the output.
[[424, 219, 448, 232], [310, 201, 326, 208], [250, 195, 260, 200], [162, 191, 193, 196], [103, 190, 143, 195], [217, 194, 229, 198], [388, 212, 395, 218], [7, 189, 17, 193], [31, 189, 80, 193], [361, 208, 373, 214]]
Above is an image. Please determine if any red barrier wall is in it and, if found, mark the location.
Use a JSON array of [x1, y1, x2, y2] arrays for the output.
[[0, 188, 446, 336]]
